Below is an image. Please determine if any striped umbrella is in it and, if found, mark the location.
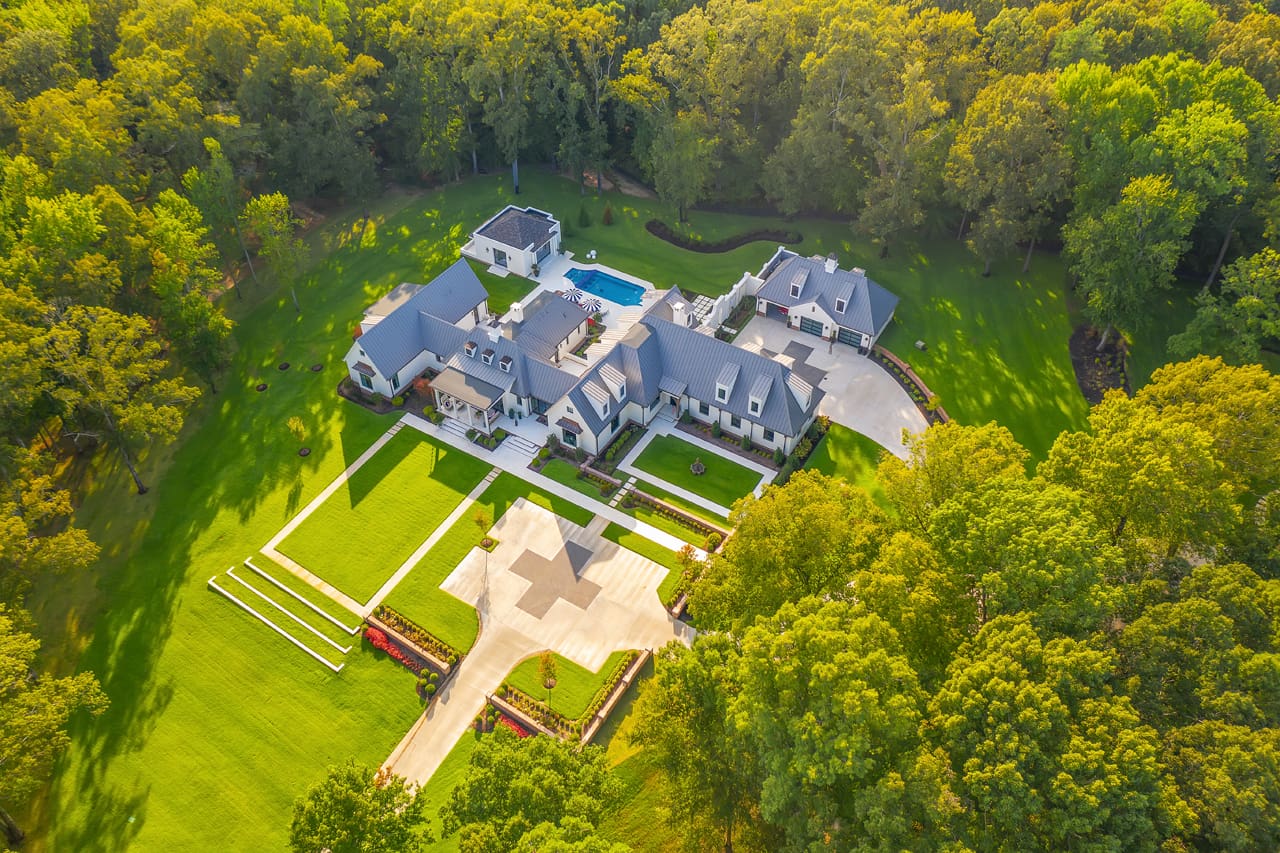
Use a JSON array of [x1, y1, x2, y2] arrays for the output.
[[582, 297, 603, 313], [565, 288, 585, 304]]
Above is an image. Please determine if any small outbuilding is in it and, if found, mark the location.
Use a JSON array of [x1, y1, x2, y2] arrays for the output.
[[464, 205, 561, 278]]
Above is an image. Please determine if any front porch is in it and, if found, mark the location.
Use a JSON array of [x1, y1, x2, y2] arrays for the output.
[[431, 367, 506, 435]]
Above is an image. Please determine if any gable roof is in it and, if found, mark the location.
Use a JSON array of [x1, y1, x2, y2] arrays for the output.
[[756, 250, 898, 336], [507, 291, 590, 360], [475, 205, 558, 251], [363, 282, 424, 318]]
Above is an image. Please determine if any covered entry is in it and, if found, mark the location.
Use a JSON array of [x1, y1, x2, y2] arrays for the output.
[[432, 367, 505, 434]]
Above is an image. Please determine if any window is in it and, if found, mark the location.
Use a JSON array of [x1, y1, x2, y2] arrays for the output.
[[790, 283, 802, 298], [749, 400, 760, 415], [602, 401, 609, 416], [716, 387, 727, 402], [763, 428, 775, 442], [835, 298, 847, 313], [391, 372, 400, 389], [730, 415, 741, 429], [359, 374, 373, 389], [482, 350, 493, 365], [699, 401, 710, 416], [611, 415, 620, 432], [562, 431, 577, 447]]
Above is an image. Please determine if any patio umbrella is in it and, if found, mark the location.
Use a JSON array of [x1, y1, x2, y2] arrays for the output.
[[565, 288, 585, 304], [581, 297, 603, 313]]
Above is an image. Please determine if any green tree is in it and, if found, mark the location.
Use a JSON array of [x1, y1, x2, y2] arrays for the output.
[[688, 470, 884, 630], [930, 615, 1188, 851], [629, 635, 766, 852], [182, 138, 258, 288], [1064, 174, 1199, 347], [1165, 721, 1280, 852], [44, 306, 201, 494], [289, 760, 432, 853], [442, 729, 619, 853], [1171, 248, 1280, 366], [650, 111, 716, 222], [0, 604, 107, 846], [242, 192, 307, 311], [513, 819, 631, 852], [734, 598, 953, 851]]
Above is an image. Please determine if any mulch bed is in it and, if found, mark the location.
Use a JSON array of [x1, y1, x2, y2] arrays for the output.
[[645, 220, 802, 253], [1069, 325, 1130, 405]]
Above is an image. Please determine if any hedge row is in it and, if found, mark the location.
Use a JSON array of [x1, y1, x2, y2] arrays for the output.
[[373, 605, 461, 668]]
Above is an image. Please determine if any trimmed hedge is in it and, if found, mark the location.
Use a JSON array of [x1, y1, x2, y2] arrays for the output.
[[373, 605, 461, 667], [497, 650, 639, 740], [645, 219, 802, 253]]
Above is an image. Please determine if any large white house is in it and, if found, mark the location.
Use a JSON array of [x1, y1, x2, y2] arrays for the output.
[[344, 220, 899, 457], [462, 205, 561, 277]]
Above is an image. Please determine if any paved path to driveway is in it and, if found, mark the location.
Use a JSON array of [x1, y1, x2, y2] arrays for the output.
[[736, 316, 927, 458], [385, 500, 693, 787]]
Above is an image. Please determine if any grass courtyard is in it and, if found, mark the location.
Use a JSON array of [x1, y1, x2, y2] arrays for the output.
[[629, 434, 762, 508], [277, 431, 492, 603], [383, 472, 593, 653], [23, 167, 1198, 852], [505, 649, 632, 721]]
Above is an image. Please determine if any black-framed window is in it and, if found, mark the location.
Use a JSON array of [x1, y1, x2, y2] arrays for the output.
[[563, 430, 577, 447], [763, 428, 775, 442], [611, 415, 620, 432], [359, 374, 373, 389], [730, 415, 741, 429], [699, 401, 710, 416]]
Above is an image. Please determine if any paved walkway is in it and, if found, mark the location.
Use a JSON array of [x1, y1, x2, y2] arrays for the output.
[[736, 316, 927, 458], [385, 500, 694, 786], [616, 418, 774, 513]]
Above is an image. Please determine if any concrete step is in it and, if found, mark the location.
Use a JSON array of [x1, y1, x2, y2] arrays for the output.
[[501, 433, 540, 456]]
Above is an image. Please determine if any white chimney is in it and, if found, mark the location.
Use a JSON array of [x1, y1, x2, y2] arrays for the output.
[[510, 301, 525, 323], [824, 255, 838, 275], [672, 300, 689, 328], [486, 325, 501, 343]]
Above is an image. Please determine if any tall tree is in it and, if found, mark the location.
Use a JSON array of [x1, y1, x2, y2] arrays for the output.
[[182, 138, 258, 288], [242, 192, 307, 311], [290, 760, 432, 853], [44, 306, 200, 494], [0, 604, 107, 847], [1062, 174, 1199, 347], [1170, 248, 1280, 365]]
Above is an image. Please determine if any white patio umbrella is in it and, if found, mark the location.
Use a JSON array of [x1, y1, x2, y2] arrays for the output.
[[565, 288, 585, 304], [581, 297, 603, 313]]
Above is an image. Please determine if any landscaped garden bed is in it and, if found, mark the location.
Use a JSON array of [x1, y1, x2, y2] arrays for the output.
[[494, 650, 644, 742], [872, 345, 949, 425], [467, 427, 508, 450], [362, 624, 450, 701], [645, 219, 802, 253], [571, 315, 606, 358], [676, 416, 784, 469], [538, 457, 616, 500], [630, 433, 762, 507], [592, 422, 645, 475], [370, 605, 461, 671], [773, 416, 830, 485], [621, 488, 728, 547]]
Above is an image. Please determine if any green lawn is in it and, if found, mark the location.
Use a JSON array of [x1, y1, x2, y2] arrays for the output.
[[383, 472, 594, 653], [419, 730, 484, 853], [602, 524, 685, 604], [539, 457, 612, 503], [621, 500, 702, 547], [629, 434, 762, 508], [804, 424, 888, 505], [25, 167, 1171, 851], [277, 431, 491, 603], [504, 650, 631, 721], [469, 259, 537, 316]]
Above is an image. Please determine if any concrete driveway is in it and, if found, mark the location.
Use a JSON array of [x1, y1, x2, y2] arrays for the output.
[[735, 316, 927, 459]]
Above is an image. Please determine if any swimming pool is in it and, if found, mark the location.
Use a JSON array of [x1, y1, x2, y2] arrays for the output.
[[565, 267, 646, 307]]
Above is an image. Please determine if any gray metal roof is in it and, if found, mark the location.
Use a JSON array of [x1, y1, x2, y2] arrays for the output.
[[716, 362, 740, 389], [756, 251, 898, 336], [508, 291, 590, 361], [363, 282, 424, 318], [432, 366, 505, 410], [749, 373, 772, 401], [354, 262, 485, 377], [475, 205, 557, 251]]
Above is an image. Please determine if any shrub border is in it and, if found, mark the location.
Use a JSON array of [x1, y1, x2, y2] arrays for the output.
[[645, 220, 802, 253]]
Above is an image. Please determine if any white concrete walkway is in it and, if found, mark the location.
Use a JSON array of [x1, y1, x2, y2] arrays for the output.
[[385, 500, 694, 787], [736, 316, 927, 458]]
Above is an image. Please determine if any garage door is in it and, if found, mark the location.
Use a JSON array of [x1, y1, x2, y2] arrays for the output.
[[766, 301, 788, 320], [837, 327, 865, 351], [798, 316, 824, 337]]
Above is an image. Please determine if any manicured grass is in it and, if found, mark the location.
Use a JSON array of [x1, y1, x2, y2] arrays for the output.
[[469, 259, 537, 317], [599, 751, 683, 852], [631, 477, 729, 527], [629, 434, 762, 508], [620, 500, 701, 547], [384, 472, 594, 653], [539, 457, 612, 503], [277, 431, 491, 603], [505, 650, 631, 721], [602, 524, 685, 604], [804, 423, 888, 505], [419, 730, 485, 853]]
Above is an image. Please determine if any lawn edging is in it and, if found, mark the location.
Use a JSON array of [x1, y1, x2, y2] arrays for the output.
[[368, 606, 461, 674], [872, 344, 950, 425], [645, 219, 802, 253]]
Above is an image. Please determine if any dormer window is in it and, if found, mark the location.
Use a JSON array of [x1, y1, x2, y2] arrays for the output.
[[749, 400, 760, 415], [716, 387, 727, 402], [835, 298, 847, 314], [789, 269, 807, 299], [464, 341, 477, 358], [790, 283, 802, 298], [715, 362, 739, 405], [499, 355, 512, 373], [482, 348, 494, 365]]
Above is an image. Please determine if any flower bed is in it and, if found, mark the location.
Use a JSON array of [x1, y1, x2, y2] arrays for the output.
[[496, 650, 640, 741], [496, 714, 531, 738], [364, 626, 428, 675], [773, 417, 830, 486], [467, 427, 508, 450], [372, 605, 460, 671], [593, 423, 644, 474], [623, 489, 727, 542]]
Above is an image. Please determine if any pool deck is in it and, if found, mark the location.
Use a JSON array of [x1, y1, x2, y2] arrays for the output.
[[499, 252, 667, 365]]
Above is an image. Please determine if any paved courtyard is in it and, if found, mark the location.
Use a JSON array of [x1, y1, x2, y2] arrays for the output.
[[736, 316, 927, 458], [385, 499, 693, 786]]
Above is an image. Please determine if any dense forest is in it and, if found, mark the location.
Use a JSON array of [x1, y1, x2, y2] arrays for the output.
[[1, 0, 1279, 849]]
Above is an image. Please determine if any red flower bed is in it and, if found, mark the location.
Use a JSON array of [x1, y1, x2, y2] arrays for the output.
[[496, 714, 531, 738], [364, 626, 423, 675]]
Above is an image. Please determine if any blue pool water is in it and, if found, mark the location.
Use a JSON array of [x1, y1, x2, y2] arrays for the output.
[[565, 267, 645, 306]]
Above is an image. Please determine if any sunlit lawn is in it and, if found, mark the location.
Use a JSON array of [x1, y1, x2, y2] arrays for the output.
[[539, 457, 610, 502], [470, 260, 537, 316], [504, 650, 632, 720], [383, 472, 594, 653], [630, 477, 730, 527], [804, 423, 888, 506], [277, 431, 491, 603], [629, 434, 761, 507]]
